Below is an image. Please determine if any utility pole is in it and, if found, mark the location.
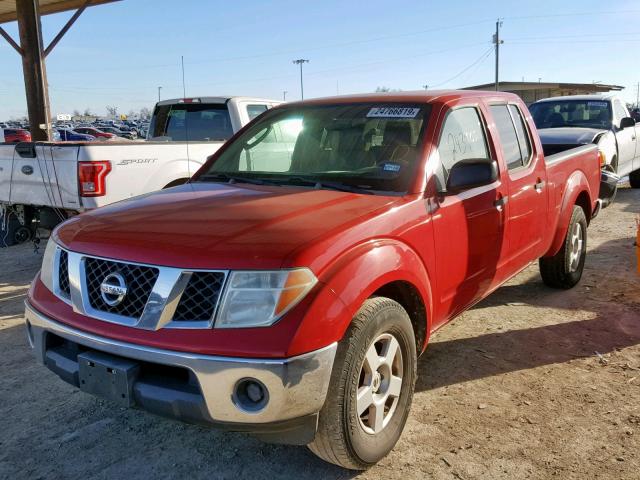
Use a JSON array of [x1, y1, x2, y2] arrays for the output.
[[158, 86, 162, 102], [493, 19, 503, 91], [283, 90, 288, 101], [422, 84, 429, 90], [292, 59, 309, 99]]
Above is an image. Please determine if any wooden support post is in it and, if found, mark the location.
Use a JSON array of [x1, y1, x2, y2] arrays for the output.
[[16, 0, 52, 141]]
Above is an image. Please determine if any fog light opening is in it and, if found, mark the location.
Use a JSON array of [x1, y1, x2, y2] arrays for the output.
[[233, 378, 269, 413], [25, 320, 34, 348]]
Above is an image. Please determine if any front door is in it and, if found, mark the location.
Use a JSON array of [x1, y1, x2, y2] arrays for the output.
[[431, 103, 510, 325]]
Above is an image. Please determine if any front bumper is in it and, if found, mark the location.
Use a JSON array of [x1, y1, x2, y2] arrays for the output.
[[25, 301, 337, 444], [599, 169, 619, 209]]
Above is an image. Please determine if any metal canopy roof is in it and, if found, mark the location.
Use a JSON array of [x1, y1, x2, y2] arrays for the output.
[[0, 0, 120, 24], [464, 81, 625, 92]]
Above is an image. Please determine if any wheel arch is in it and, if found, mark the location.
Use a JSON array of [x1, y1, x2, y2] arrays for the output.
[[544, 170, 593, 258], [288, 239, 434, 355]]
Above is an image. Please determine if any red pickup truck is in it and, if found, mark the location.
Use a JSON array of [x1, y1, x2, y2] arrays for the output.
[[25, 91, 602, 469]]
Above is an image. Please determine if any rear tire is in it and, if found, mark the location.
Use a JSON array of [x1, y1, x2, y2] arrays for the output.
[[630, 169, 640, 188], [0, 210, 32, 247], [539, 206, 587, 289], [308, 297, 417, 470]]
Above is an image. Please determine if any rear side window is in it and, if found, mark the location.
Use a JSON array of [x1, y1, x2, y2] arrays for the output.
[[247, 104, 269, 120], [508, 105, 532, 166], [149, 104, 234, 141], [437, 107, 489, 176], [490, 105, 527, 170]]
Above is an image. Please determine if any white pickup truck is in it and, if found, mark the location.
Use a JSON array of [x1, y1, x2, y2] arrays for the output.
[[0, 96, 280, 246], [529, 95, 640, 182]]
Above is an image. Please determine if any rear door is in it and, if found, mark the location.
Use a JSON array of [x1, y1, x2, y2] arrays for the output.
[[488, 103, 548, 270], [431, 100, 511, 323]]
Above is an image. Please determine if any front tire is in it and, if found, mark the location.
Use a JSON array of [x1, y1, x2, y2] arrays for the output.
[[539, 205, 587, 289], [308, 297, 417, 470]]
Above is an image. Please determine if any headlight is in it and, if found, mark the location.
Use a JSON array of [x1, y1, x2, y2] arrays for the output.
[[40, 237, 57, 293], [215, 269, 317, 328]]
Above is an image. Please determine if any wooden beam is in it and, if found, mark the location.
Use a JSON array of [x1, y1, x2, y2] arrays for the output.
[[0, 25, 23, 55], [0, 1, 121, 24], [16, 0, 52, 141], [44, 1, 89, 57]]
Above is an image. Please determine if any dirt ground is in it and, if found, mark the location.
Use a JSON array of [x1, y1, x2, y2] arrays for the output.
[[0, 187, 638, 480]]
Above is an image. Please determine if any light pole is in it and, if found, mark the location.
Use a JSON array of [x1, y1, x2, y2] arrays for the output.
[[283, 90, 288, 101], [292, 59, 309, 100], [158, 86, 162, 102]]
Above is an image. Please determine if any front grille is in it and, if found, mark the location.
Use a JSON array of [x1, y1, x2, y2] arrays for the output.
[[58, 250, 70, 298], [172, 272, 225, 322], [85, 257, 159, 319]]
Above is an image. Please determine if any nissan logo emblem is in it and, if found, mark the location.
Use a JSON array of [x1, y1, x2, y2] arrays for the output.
[[100, 272, 127, 306]]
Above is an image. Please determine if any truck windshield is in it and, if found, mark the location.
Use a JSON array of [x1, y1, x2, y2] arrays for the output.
[[148, 103, 234, 141], [196, 103, 430, 194], [529, 100, 612, 130]]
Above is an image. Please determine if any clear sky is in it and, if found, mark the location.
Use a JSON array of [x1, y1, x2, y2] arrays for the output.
[[0, 0, 639, 119]]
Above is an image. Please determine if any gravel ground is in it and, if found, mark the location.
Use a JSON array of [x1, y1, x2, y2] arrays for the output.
[[0, 186, 638, 480]]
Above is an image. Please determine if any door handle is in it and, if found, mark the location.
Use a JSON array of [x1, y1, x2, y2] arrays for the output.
[[494, 195, 509, 209], [535, 179, 545, 192]]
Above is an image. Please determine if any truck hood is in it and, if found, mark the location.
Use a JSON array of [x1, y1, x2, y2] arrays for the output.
[[55, 182, 402, 270], [537, 127, 607, 145]]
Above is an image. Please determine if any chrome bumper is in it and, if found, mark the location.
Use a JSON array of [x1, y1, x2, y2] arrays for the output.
[[25, 302, 336, 430]]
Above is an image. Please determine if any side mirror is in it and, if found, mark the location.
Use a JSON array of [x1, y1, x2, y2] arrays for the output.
[[620, 117, 636, 129], [446, 158, 499, 194]]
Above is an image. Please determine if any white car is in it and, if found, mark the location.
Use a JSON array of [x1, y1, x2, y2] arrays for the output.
[[529, 95, 639, 181], [0, 96, 281, 246]]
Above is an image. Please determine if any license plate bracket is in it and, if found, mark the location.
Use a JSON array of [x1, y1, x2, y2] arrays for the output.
[[78, 350, 140, 407]]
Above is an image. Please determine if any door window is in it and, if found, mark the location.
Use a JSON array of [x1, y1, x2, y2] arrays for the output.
[[613, 100, 629, 124], [508, 104, 532, 167], [490, 105, 529, 170], [437, 107, 489, 182]]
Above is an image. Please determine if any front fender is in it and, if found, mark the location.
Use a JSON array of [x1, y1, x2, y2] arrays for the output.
[[544, 170, 592, 258], [288, 239, 434, 354]]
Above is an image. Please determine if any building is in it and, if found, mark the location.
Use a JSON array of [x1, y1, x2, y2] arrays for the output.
[[463, 81, 624, 105]]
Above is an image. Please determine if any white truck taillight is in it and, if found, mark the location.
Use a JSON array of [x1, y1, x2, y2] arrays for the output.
[[78, 161, 111, 197]]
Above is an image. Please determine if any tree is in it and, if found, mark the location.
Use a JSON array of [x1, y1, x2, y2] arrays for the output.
[[83, 108, 92, 116], [106, 105, 118, 118], [375, 86, 402, 92], [138, 107, 151, 119]]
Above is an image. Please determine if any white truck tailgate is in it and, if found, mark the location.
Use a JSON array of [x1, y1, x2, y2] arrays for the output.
[[9, 143, 80, 209]]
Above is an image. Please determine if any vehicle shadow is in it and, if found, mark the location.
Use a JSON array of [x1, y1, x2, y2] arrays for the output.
[[415, 235, 640, 393]]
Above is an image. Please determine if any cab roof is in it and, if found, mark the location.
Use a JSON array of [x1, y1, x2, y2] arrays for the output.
[[533, 94, 619, 103], [283, 89, 521, 107]]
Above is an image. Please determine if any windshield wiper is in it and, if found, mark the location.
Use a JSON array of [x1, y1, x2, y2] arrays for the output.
[[272, 176, 375, 194], [197, 173, 276, 186]]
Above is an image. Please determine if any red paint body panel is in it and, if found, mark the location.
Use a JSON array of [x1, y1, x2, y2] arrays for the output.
[[28, 90, 601, 358]]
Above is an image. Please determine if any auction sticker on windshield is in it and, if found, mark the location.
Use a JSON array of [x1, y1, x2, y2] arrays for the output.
[[367, 107, 421, 118]]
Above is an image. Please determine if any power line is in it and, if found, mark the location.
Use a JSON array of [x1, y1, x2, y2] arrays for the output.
[[429, 47, 494, 89]]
